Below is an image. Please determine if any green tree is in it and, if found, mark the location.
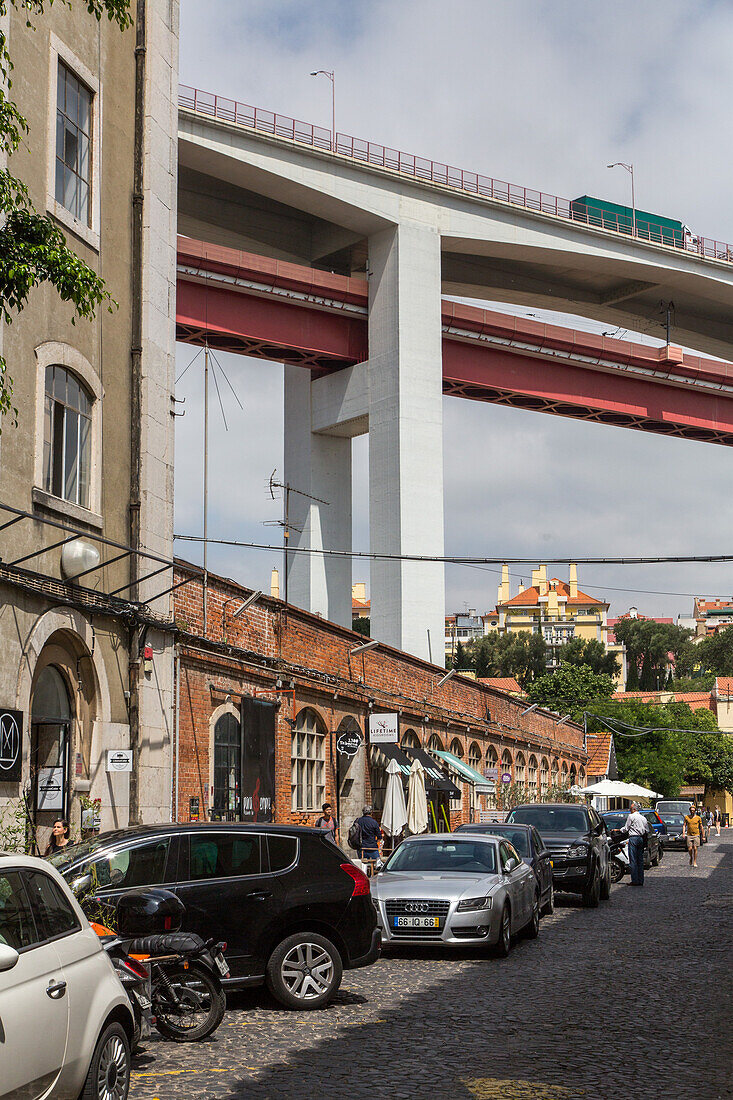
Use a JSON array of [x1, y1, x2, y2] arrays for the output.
[[526, 662, 615, 718], [465, 631, 546, 689], [352, 616, 370, 638], [556, 636, 619, 678], [0, 0, 132, 427], [612, 617, 693, 688], [693, 626, 733, 678], [586, 700, 724, 798]]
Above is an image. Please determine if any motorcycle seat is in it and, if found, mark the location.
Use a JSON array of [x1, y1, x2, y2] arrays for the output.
[[126, 932, 205, 956]]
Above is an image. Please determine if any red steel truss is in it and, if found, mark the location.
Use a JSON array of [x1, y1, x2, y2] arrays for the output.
[[177, 238, 733, 446]]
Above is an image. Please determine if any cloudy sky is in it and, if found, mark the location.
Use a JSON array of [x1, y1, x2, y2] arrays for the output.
[[174, 0, 733, 622]]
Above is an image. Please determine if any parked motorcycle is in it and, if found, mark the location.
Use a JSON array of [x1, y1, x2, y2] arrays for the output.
[[93, 923, 153, 1049], [608, 836, 629, 884], [91, 889, 228, 1043]]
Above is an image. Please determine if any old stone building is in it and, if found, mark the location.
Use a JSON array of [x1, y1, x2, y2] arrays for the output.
[[0, 1, 178, 843], [172, 562, 587, 831]]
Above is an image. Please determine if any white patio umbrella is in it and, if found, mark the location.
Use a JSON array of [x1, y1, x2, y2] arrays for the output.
[[407, 757, 429, 835], [577, 779, 662, 799], [382, 758, 408, 838]]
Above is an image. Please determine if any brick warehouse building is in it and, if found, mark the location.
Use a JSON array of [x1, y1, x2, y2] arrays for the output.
[[172, 561, 587, 831]]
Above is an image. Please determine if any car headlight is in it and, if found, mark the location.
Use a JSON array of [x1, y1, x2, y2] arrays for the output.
[[566, 843, 590, 858], [457, 896, 493, 911]]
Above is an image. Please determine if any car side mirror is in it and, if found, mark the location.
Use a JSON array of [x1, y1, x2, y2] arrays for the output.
[[504, 857, 518, 873], [0, 944, 19, 972], [70, 873, 92, 898]]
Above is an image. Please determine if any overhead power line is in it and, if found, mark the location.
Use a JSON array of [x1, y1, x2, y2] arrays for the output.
[[173, 533, 733, 569]]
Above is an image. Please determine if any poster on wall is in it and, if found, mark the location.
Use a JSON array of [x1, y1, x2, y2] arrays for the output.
[[240, 697, 276, 822], [0, 709, 22, 782]]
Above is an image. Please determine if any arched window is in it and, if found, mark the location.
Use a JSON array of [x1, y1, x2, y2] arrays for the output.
[[31, 665, 73, 818], [540, 757, 549, 794], [32, 665, 71, 722], [468, 741, 481, 772], [401, 729, 420, 749], [561, 762, 569, 787], [486, 745, 498, 768], [515, 752, 526, 786], [569, 763, 577, 785], [528, 755, 538, 789], [291, 708, 326, 812], [449, 738, 464, 758], [551, 758, 559, 787], [579, 766, 586, 784], [213, 712, 240, 817], [44, 365, 92, 508], [501, 750, 513, 779], [427, 733, 444, 753]]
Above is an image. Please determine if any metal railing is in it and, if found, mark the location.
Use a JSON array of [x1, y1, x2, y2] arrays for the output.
[[179, 84, 733, 265]]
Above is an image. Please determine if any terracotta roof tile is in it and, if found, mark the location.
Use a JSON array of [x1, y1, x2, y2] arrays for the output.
[[499, 578, 607, 608], [716, 676, 733, 695], [586, 732, 612, 774], [477, 677, 524, 694]]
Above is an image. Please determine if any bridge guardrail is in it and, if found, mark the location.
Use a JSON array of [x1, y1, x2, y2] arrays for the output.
[[179, 85, 733, 265]]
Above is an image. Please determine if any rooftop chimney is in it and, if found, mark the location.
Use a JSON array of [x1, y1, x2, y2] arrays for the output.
[[270, 567, 280, 600], [497, 563, 510, 605], [538, 564, 548, 596], [569, 563, 578, 599]]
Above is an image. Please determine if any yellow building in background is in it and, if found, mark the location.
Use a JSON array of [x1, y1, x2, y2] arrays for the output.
[[496, 564, 610, 670]]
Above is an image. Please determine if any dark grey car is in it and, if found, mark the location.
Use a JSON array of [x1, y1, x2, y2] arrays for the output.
[[454, 823, 554, 916]]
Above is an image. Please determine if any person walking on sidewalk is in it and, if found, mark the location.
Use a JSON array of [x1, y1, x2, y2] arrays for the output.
[[683, 804, 703, 868], [620, 802, 650, 886], [713, 805, 722, 837], [314, 802, 339, 846], [354, 806, 383, 864]]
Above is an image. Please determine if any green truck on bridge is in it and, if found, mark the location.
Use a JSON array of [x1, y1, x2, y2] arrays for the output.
[[570, 195, 686, 247]]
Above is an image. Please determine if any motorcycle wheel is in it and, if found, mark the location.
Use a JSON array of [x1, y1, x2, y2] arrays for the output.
[[153, 962, 226, 1042], [609, 858, 625, 884]]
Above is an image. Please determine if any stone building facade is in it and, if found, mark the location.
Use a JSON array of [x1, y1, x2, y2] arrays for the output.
[[0, 1, 178, 844], [173, 563, 588, 832]]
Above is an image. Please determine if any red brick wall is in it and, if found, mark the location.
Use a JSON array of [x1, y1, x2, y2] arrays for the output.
[[173, 563, 588, 829]]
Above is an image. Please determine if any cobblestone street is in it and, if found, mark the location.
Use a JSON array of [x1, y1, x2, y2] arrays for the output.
[[131, 835, 733, 1100]]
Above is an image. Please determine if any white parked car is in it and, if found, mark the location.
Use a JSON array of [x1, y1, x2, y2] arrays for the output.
[[0, 853, 135, 1100]]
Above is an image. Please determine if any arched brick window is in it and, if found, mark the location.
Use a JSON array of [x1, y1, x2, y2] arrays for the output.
[[468, 741, 481, 772], [540, 757, 549, 794], [528, 755, 538, 789], [291, 707, 326, 812], [515, 752, 526, 786]]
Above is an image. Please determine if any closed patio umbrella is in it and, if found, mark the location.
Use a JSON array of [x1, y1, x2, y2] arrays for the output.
[[407, 757, 429, 835], [382, 757, 408, 842]]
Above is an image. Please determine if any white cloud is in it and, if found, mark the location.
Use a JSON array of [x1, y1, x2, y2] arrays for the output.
[[176, 0, 733, 621]]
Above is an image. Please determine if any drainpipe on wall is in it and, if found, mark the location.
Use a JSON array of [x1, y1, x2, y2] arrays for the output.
[[128, 0, 146, 825]]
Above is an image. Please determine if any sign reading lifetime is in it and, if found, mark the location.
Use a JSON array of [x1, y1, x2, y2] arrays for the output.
[[0, 709, 22, 782], [369, 713, 399, 744]]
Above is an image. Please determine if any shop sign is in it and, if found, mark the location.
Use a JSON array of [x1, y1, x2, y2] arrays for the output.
[[106, 749, 133, 772], [37, 767, 64, 811], [484, 766, 499, 781], [336, 730, 362, 757], [369, 713, 398, 744], [501, 772, 512, 785], [189, 797, 200, 822], [0, 709, 22, 782], [476, 783, 495, 794]]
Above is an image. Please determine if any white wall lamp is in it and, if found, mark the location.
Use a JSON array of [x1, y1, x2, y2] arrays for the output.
[[350, 639, 379, 655]]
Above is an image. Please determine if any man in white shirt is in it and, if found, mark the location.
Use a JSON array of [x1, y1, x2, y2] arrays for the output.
[[620, 802, 651, 886]]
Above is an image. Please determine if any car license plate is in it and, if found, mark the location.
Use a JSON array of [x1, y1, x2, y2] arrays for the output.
[[133, 990, 151, 1011], [214, 952, 230, 977], [393, 916, 440, 928]]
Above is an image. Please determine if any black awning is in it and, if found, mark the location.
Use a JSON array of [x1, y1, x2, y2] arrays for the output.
[[370, 741, 413, 779], [402, 747, 461, 799]]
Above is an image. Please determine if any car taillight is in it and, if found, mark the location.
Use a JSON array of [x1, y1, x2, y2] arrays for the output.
[[164, 916, 173, 930], [340, 863, 370, 897], [119, 956, 149, 979]]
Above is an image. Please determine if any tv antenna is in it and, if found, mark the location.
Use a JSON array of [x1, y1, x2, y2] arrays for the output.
[[267, 470, 330, 605]]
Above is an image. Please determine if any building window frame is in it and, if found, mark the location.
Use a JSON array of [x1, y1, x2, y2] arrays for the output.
[[33, 342, 103, 526], [291, 707, 326, 813], [46, 33, 101, 250]]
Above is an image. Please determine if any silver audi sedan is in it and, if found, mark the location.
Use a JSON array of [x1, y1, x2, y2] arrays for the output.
[[371, 834, 540, 956]]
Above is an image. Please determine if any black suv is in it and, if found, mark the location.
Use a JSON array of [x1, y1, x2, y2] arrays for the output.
[[49, 823, 380, 1009], [506, 803, 611, 907]]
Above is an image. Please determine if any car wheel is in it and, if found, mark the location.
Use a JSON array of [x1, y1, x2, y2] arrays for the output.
[[582, 868, 600, 908], [81, 1021, 130, 1100], [266, 932, 343, 1010], [600, 865, 611, 900], [651, 847, 660, 866], [492, 904, 512, 957], [541, 882, 554, 916], [524, 892, 540, 939], [609, 857, 625, 884], [657, 844, 664, 862]]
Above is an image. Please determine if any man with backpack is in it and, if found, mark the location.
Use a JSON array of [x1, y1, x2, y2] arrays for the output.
[[350, 806, 383, 865]]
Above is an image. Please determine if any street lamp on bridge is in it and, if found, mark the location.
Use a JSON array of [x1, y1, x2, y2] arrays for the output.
[[607, 161, 636, 237], [310, 69, 335, 151]]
